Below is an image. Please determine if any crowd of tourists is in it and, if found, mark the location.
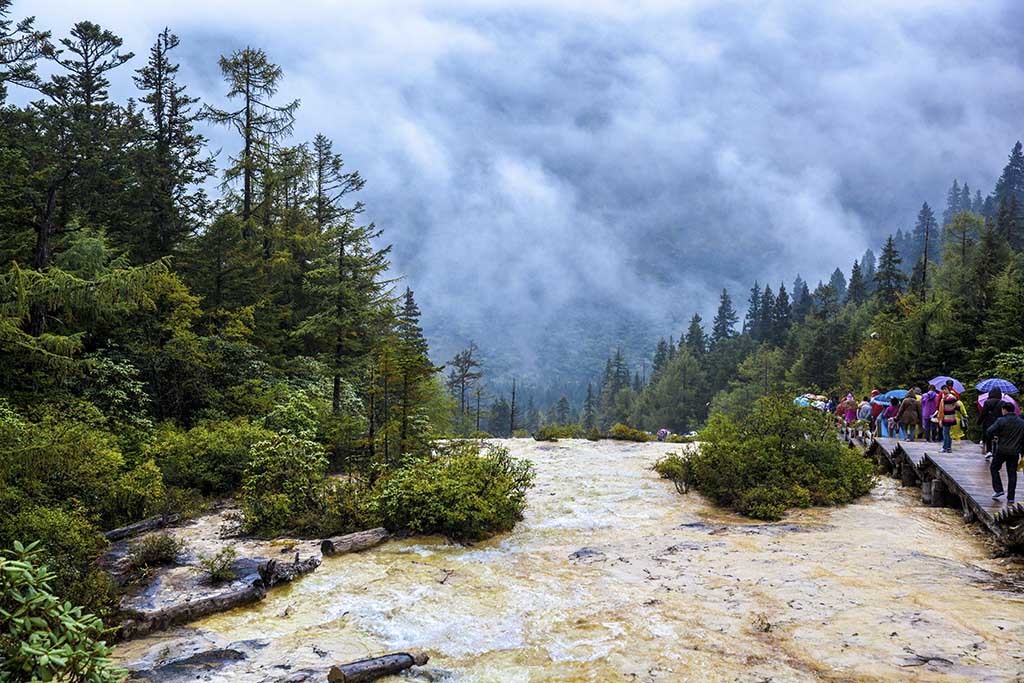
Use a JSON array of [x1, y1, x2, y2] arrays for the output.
[[820, 378, 1019, 506]]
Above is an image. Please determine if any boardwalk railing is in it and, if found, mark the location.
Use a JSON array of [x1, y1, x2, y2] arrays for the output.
[[865, 437, 1024, 548]]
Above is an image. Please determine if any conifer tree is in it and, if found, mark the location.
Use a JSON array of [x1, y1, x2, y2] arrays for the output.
[[992, 140, 1024, 208], [943, 178, 961, 225], [132, 28, 214, 260], [710, 288, 738, 347], [912, 202, 938, 296], [946, 210, 982, 263], [394, 288, 437, 454], [847, 260, 867, 305], [204, 47, 299, 231], [792, 277, 813, 321], [684, 313, 706, 356], [759, 284, 775, 343], [743, 282, 761, 339], [995, 194, 1023, 250], [582, 382, 596, 430], [446, 343, 483, 430], [828, 267, 847, 303], [0, 0, 47, 97], [773, 283, 791, 340], [875, 235, 906, 307]]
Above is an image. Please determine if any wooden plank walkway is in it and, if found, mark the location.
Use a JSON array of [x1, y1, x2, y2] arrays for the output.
[[861, 434, 1024, 548]]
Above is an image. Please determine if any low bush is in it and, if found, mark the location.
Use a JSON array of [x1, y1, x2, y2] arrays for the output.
[[239, 432, 329, 536], [127, 532, 185, 570], [584, 427, 603, 441], [148, 419, 276, 496], [533, 424, 579, 441], [196, 547, 237, 584], [0, 541, 125, 683], [374, 441, 535, 541], [653, 453, 690, 493], [684, 396, 875, 521], [666, 433, 696, 443], [470, 430, 494, 439], [607, 423, 653, 442]]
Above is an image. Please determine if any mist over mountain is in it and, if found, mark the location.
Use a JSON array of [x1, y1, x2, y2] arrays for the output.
[[26, 0, 1024, 388]]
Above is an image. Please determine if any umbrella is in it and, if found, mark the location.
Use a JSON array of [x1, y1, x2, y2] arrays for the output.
[[976, 378, 1019, 394], [977, 392, 1021, 415], [883, 389, 909, 401], [870, 394, 892, 406], [794, 396, 812, 407], [929, 376, 965, 394]]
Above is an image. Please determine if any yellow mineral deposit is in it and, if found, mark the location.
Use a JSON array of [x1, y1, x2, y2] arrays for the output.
[[117, 440, 1024, 682]]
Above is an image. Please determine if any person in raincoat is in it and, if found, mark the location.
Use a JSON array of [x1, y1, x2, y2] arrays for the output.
[[934, 385, 959, 453], [920, 384, 939, 443], [979, 387, 1004, 458], [857, 396, 873, 425], [842, 394, 858, 425], [896, 388, 921, 440], [950, 394, 970, 441], [881, 397, 900, 438]]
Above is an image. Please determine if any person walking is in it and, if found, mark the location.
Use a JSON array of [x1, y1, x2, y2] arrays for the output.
[[881, 397, 900, 438], [896, 388, 921, 441], [979, 387, 1004, 459], [857, 396, 872, 425], [920, 384, 939, 442], [934, 385, 959, 453], [985, 402, 1022, 504], [843, 394, 858, 425]]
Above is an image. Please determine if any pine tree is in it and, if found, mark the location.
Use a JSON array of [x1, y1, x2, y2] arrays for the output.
[[960, 183, 972, 216], [743, 282, 762, 340], [0, 0, 47, 98], [651, 338, 668, 380], [132, 28, 214, 260], [792, 277, 813, 321], [943, 179, 961, 225], [204, 47, 299, 231], [445, 343, 483, 430], [875, 235, 906, 307], [912, 202, 939, 296], [828, 268, 847, 304], [582, 382, 596, 430], [995, 194, 1023, 250], [946, 210, 983, 263], [847, 260, 867, 305], [992, 140, 1024, 209], [394, 288, 437, 455], [759, 285, 775, 343], [772, 283, 791, 340], [973, 189, 984, 214], [710, 288, 738, 347], [684, 313, 706, 356]]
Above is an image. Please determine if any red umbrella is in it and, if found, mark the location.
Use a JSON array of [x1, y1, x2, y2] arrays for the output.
[[977, 392, 1021, 415]]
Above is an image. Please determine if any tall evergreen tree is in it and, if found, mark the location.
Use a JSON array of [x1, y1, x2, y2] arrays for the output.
[[204, 47, 299, 231], [912, 202, 939, 296], [995, 194, 1023, 250], [792, 277, 813, 321], [684, 313, 706, 356], [758, 284, 775, 343], [743, 282, 762, 340], [582, 382, 596, 430], [772, 283, 791, 341], [943, 178, 961, 225], [847, 260, 867, 305], [710, 288, 738, 347], [828, 268, 847, 303], [992, 140, 1024, 208], [875, 235, 906, 307]]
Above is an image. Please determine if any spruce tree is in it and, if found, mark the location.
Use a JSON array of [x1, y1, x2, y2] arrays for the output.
[[792, 278, 813, 321], [847, 260, 867, 305], [943, 179, 961, 225], [743, 282, 761, 340], [773, 283, 791, 340], [992, 140, 1024, 208], [759, 285, 775, 343], [684, 313, 706, 356], [0, 0, 47, 97], [875, 235, 906, 307], [710, 288, 738, 347], [828, 268, 847, 303], [582, 382, 596, 430], [912, 202, 939, 296], [204, 47, 299, 231]]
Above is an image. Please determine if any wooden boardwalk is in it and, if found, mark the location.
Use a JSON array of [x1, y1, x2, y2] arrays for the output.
[[851, 430, 1024, 548]]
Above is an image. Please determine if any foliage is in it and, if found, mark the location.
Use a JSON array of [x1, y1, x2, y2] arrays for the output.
[[374, 442, 535, 541], [684, 397, 875, 521], [653, 453, 690, 493], [147, 419, 276, 496], [126, 532, 185, 570], [607, 423, 653, 442], [0, 541, 125, 683], [195, 546, 237, 584], [239, 432, 329, 535], [533, 424, 580, 441]]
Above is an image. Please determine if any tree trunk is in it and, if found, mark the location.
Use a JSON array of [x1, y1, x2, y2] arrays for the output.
[[327, 653, 428, 683]]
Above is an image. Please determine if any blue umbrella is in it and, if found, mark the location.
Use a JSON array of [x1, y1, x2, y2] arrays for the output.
[[870, 394, 891, 406], [794, 396, 812, 407], [975, 378, 1019, 394], [883, 389, 908, 401], [929, 376, 965, 394]]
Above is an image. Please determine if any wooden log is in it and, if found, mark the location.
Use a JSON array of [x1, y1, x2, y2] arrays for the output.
[[327, 652, 429, 683], [119, 580, 267, 639], [259, 553, 321, 588], [320, 528, 389, 557], [103, 514, 180, 541]]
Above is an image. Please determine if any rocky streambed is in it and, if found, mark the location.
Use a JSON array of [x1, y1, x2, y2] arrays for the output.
[[115, 439, 1024, 682]]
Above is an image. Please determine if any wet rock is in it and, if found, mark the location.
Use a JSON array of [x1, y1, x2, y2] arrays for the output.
[[403, 667, 454, 681], [258, 669, 320, 683], [569, 547, 606, 563]]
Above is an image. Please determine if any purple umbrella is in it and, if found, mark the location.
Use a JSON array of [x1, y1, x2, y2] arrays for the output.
[[977, 392, 1021, 415], [929, 376, 964, 394], [976, 378, 1019, 394]]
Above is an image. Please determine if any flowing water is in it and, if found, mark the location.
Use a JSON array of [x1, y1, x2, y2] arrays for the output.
[[116, 439, 1024, 682]]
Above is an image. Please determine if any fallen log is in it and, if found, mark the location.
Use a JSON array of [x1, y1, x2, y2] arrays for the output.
[[104, 514, 180, 541], [119, 580, 267, 639], [327, 652, 429, 683], [259, 553, 322, 588], [320, 528, 389, 557]]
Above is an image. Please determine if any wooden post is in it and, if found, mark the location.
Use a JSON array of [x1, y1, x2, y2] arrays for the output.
[[921, 480, 933, 505], [961, 496, 976, 523], [930, 478, 946, 507]]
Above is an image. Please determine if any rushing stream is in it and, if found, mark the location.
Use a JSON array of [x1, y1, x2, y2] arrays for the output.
[[116, 439, 1024, 682]]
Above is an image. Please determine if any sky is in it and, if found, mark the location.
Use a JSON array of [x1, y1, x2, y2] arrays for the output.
[[18, 0, 1024, 380]]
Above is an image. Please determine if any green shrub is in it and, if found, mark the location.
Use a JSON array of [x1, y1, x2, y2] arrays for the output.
[[607, 423, 653, 442], [584, 427, 603, 441], [127, 532, 185, 570], [653, 453, 690, 494], [195, 547, 237, 584], [469, 430, 494, 439], [666, 433, 695, 443], [374, 442, 535, 541], [313, 479, 380, 537], [0, 541, 125, 683], [684, 397, 875, 521], [533, 424, 579, 441], [0, 502, 113, 614], [147, 419, 275, 496], [512, 429, 530, 438], [240, 432, 328, 535]]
